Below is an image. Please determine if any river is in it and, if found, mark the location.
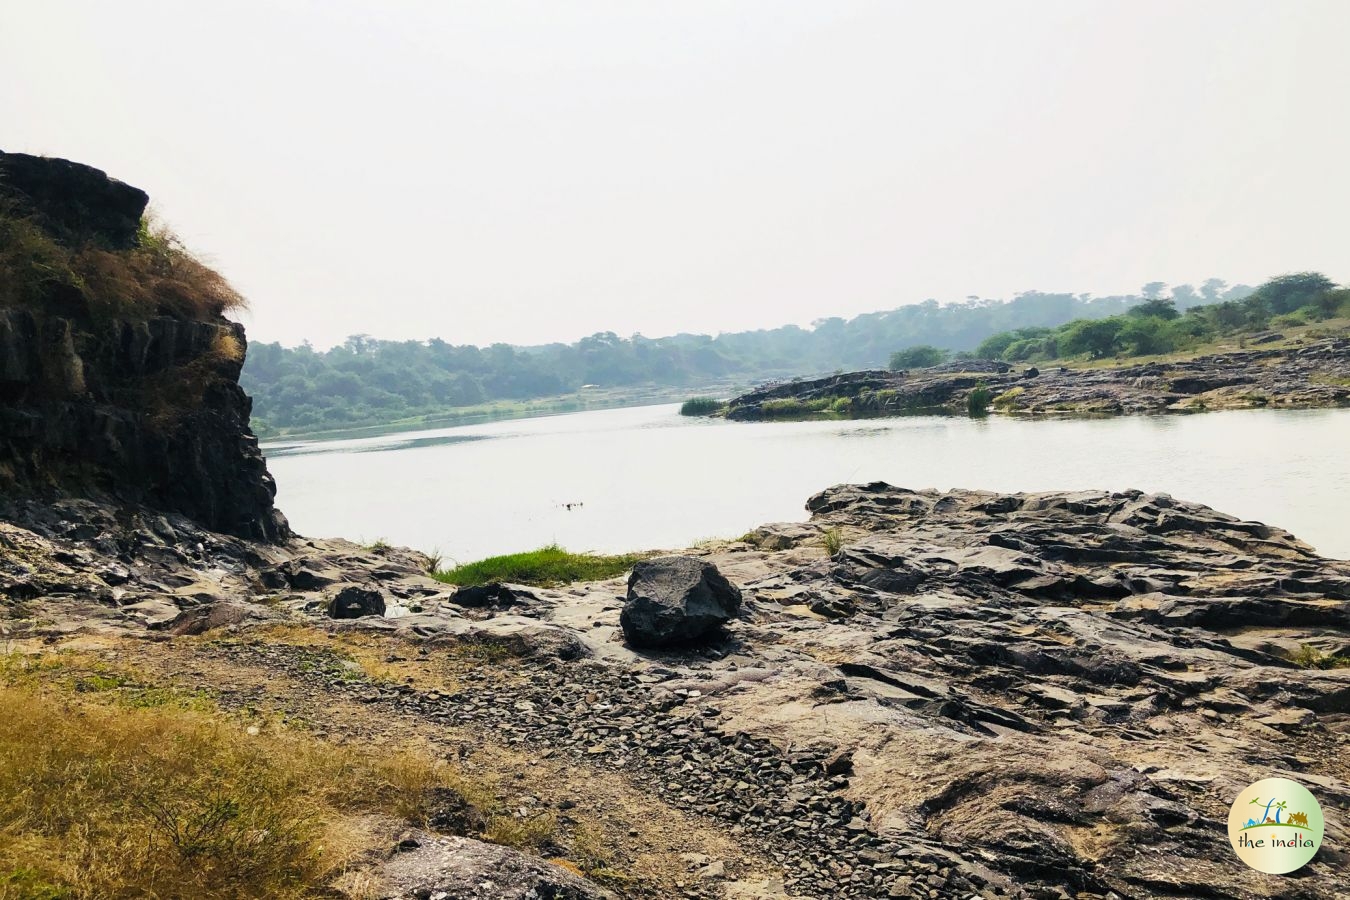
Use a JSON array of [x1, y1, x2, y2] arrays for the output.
[[264, 405, 1350, 564]]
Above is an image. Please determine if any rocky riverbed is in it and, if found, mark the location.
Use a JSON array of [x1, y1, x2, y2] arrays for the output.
[[717, 339, 1350, 421], [4, 485, 1349, 899]]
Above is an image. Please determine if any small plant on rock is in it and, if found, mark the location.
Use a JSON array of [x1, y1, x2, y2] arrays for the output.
[[966, 381, 993, 417]]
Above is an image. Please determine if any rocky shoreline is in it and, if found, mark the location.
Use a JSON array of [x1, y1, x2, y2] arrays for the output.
[[5, 484, 1348, 898], [716, 339, 1350, 421]]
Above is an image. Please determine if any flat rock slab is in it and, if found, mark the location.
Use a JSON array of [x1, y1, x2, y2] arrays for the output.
[[377, 833, 615, 900]]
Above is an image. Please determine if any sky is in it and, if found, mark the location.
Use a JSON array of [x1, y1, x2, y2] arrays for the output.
[[2, 1, 1348, 349]]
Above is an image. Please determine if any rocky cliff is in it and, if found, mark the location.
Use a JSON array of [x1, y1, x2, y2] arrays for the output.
[[0, 151, 287, 541]]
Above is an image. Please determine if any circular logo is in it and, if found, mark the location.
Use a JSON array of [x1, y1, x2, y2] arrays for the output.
[[1228, 777, 1324, 874]]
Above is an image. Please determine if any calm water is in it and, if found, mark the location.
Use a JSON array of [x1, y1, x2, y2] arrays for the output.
[[264, 406, 1350, 564]]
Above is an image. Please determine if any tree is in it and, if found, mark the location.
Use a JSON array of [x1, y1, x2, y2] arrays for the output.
[[1128, 298, 1180, 320], [888, 345, 949, 370], [1200, 278, 1227, 302], [1057, 318, 1124, 359], [1119, 316, 1179, 356], [1249, 272, 1336, 315], [1141, 281, 1167, 300]]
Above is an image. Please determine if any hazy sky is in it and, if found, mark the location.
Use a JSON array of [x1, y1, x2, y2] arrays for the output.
[[3, 2, 1348, 348]]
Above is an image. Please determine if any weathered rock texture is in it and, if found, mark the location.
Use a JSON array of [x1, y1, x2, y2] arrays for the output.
[[0, 150, 148, 249], [0, 153, 287, 541], [621, 556, 742, 648], [377, 832, 616, 900], [6, 485, 1348, 899], [722, 341, 1350, 420]]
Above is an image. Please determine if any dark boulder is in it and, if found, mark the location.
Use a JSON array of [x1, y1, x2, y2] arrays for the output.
[[1023, 367, 1040, 379], [451, 582, 536, 609], [620, 556, 742, 648], [327, 584, 386, 619], [0, 151, 149, 249]]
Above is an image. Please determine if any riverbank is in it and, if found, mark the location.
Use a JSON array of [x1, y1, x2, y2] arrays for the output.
[[254, 380, 752, 443], [709, 333, 1350, 422]]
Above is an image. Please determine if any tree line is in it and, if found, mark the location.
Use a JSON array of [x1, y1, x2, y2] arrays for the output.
[[242, 278, 1270, 436], [887, 273, 1346, 369]]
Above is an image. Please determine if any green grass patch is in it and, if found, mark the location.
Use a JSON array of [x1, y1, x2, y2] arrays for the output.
[[432, 544, 648, 587], [679, 397, 725, 416], [1289, 644, 1350, 670], [760, 397, 834, 419], [992, 386, 1025, 411]]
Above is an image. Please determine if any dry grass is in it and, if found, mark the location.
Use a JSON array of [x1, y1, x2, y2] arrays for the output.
[[0, 685, 483, 899], [211, 328, 245, 364], [0, 203, 245, 322], [0, 647, 524, 900]]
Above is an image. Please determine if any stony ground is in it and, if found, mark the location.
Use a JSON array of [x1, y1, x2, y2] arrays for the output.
[[4, 485, 1350, 899], [721, 336, 1350, 420]]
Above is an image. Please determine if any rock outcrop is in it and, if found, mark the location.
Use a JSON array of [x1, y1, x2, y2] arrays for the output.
[[4, 485, 1349, 898], [620, 556, 742, 647], [327, 583, 387, 619], [0, 153, 287, 541], [0, 150, 148, 249], [719, 340, 1350, 420]]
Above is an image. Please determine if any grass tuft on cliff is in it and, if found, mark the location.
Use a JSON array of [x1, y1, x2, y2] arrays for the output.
[[0, 203, 245, 321], [433, 544, 648, 587]]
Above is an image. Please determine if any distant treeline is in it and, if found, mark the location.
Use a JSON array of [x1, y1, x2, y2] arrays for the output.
[[242, 279, 1258, 435], [887, 272, 1346, 369]]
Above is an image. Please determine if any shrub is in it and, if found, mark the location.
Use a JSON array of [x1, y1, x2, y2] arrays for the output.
[[966, 381, 992, 417], [821, 528, 844, 556], [679, 397, 724, 416], [432, 544, 648, 587]]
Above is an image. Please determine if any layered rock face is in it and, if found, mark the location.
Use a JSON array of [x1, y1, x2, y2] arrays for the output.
[[0, 152, 287, 541]]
